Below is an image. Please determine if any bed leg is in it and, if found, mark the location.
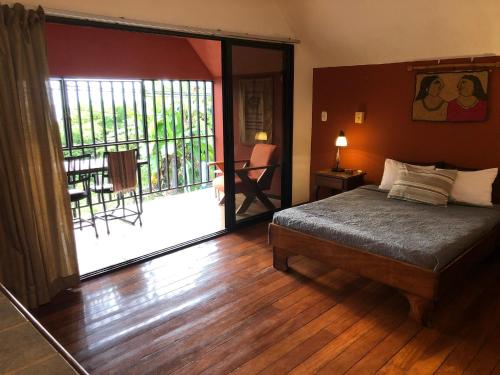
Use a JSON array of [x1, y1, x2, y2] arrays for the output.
[[273, 247, 289, 272], [402, 292, 434, 326]]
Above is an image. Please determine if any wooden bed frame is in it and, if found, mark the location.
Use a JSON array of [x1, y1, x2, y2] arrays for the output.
[[269, 162, 500, 325]]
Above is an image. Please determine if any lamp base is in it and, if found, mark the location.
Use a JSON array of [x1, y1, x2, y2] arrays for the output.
[[331, 167, 345, 172]]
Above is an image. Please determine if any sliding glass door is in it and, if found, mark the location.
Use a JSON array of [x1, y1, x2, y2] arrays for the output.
[[45, 15, 293, 275], [222, 41, 293, 228]]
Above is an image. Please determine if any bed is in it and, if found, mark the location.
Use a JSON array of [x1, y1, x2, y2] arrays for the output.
[[269, 166, 500, 325]]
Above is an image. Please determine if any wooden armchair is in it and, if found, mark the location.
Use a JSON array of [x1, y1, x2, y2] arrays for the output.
[[210, 144, 279, 214]]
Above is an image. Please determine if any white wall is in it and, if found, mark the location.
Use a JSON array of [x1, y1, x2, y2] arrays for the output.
[[23, 0, 314, 204], [278, 0, 500, 67]]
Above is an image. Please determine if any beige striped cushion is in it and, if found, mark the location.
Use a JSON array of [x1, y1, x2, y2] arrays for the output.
[[388, 165, 457, 206]]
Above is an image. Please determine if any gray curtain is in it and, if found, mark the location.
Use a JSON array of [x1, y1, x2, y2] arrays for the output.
[[0, 4, 79, 308]]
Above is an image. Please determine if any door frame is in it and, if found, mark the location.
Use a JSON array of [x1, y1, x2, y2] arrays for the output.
[[221, 39, 294, 230]]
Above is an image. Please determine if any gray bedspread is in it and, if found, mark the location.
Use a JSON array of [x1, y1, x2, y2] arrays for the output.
[[272, 185, 500, 271]]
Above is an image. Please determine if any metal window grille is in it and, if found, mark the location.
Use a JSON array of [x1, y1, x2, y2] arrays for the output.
[[50, 78, 216, 194]]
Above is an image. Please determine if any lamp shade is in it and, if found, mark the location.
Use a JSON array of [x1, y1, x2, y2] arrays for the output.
[[255, 131, 268, 141], [335, 130, 348, 147]]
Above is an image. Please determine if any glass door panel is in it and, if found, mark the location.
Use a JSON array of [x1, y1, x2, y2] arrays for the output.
[[230, 45, 285, 222]]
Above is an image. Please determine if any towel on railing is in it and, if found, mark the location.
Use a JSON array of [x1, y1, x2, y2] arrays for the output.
[[107, 150, 137, 193]]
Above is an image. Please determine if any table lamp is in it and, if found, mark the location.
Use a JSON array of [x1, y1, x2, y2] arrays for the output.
[[332, 130, 347, 172], [255, 131, 268, 143]]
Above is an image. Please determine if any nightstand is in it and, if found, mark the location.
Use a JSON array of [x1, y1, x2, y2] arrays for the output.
[[314, 170, 366, 200]]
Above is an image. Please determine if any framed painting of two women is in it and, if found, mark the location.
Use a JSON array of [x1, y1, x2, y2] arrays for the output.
[[412, 70, 488, 122]]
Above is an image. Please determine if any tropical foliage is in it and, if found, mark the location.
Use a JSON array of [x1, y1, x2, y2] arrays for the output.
[[50, 79, 215, 193]]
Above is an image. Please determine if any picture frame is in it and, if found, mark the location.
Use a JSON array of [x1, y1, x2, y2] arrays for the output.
[[412, 70, 488, 122]]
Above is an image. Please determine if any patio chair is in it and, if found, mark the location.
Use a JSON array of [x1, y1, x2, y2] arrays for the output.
[[211, 144, 279, 214], [92, 149, 143, 234], [65, 154, 98, 238]]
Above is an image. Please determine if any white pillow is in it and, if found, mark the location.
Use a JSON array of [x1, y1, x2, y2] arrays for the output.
[[379, 158, 435, 190], [450, 168, 498, 207]]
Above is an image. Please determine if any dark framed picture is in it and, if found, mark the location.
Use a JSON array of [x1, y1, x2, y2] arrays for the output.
[[412, 70, 488, 122], [238, 77, 274, 145]]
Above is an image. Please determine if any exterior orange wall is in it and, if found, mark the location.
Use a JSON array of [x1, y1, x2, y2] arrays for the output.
[[45, 23, 212, 80], [186, 38, 224, 164], [311, 57, 500, 200]]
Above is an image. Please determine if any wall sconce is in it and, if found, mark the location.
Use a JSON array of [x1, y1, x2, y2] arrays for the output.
[[354, 112, 365, 124]]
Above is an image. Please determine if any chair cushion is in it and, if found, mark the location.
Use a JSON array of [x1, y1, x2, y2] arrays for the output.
[[248, 144, 277, 180]]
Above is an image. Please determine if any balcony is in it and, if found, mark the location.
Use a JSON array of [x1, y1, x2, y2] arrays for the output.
[[73, 188, 222, 274], [51, 78, 221, 274]]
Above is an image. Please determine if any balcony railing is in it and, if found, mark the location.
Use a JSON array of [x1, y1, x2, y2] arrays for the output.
[[50, 78, 216, 195]]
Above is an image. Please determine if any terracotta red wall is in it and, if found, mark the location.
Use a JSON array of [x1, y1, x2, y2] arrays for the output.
[[311, 57, 500, 200], [187, 38, 222, 77], [186, 38, 223, 163], [45, 23, 212, 80]]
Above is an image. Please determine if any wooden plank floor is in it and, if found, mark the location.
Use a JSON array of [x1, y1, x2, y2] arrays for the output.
[[34, 222, 500, 374]]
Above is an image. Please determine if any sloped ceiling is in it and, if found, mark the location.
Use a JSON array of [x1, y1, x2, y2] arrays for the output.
[[276, 0, 500, 67], [187, 38, 222, 78]]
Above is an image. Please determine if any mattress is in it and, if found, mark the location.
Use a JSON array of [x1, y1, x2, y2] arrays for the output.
[[272, 185, 500, 271]]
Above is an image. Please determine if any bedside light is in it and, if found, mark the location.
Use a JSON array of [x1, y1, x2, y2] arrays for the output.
[[332, 130, 347, 172], [335, 131, 347, 147]]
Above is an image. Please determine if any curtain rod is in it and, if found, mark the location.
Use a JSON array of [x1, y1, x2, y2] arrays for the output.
[[44, 8, 300, 45], [407, 61, 500, 71]]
